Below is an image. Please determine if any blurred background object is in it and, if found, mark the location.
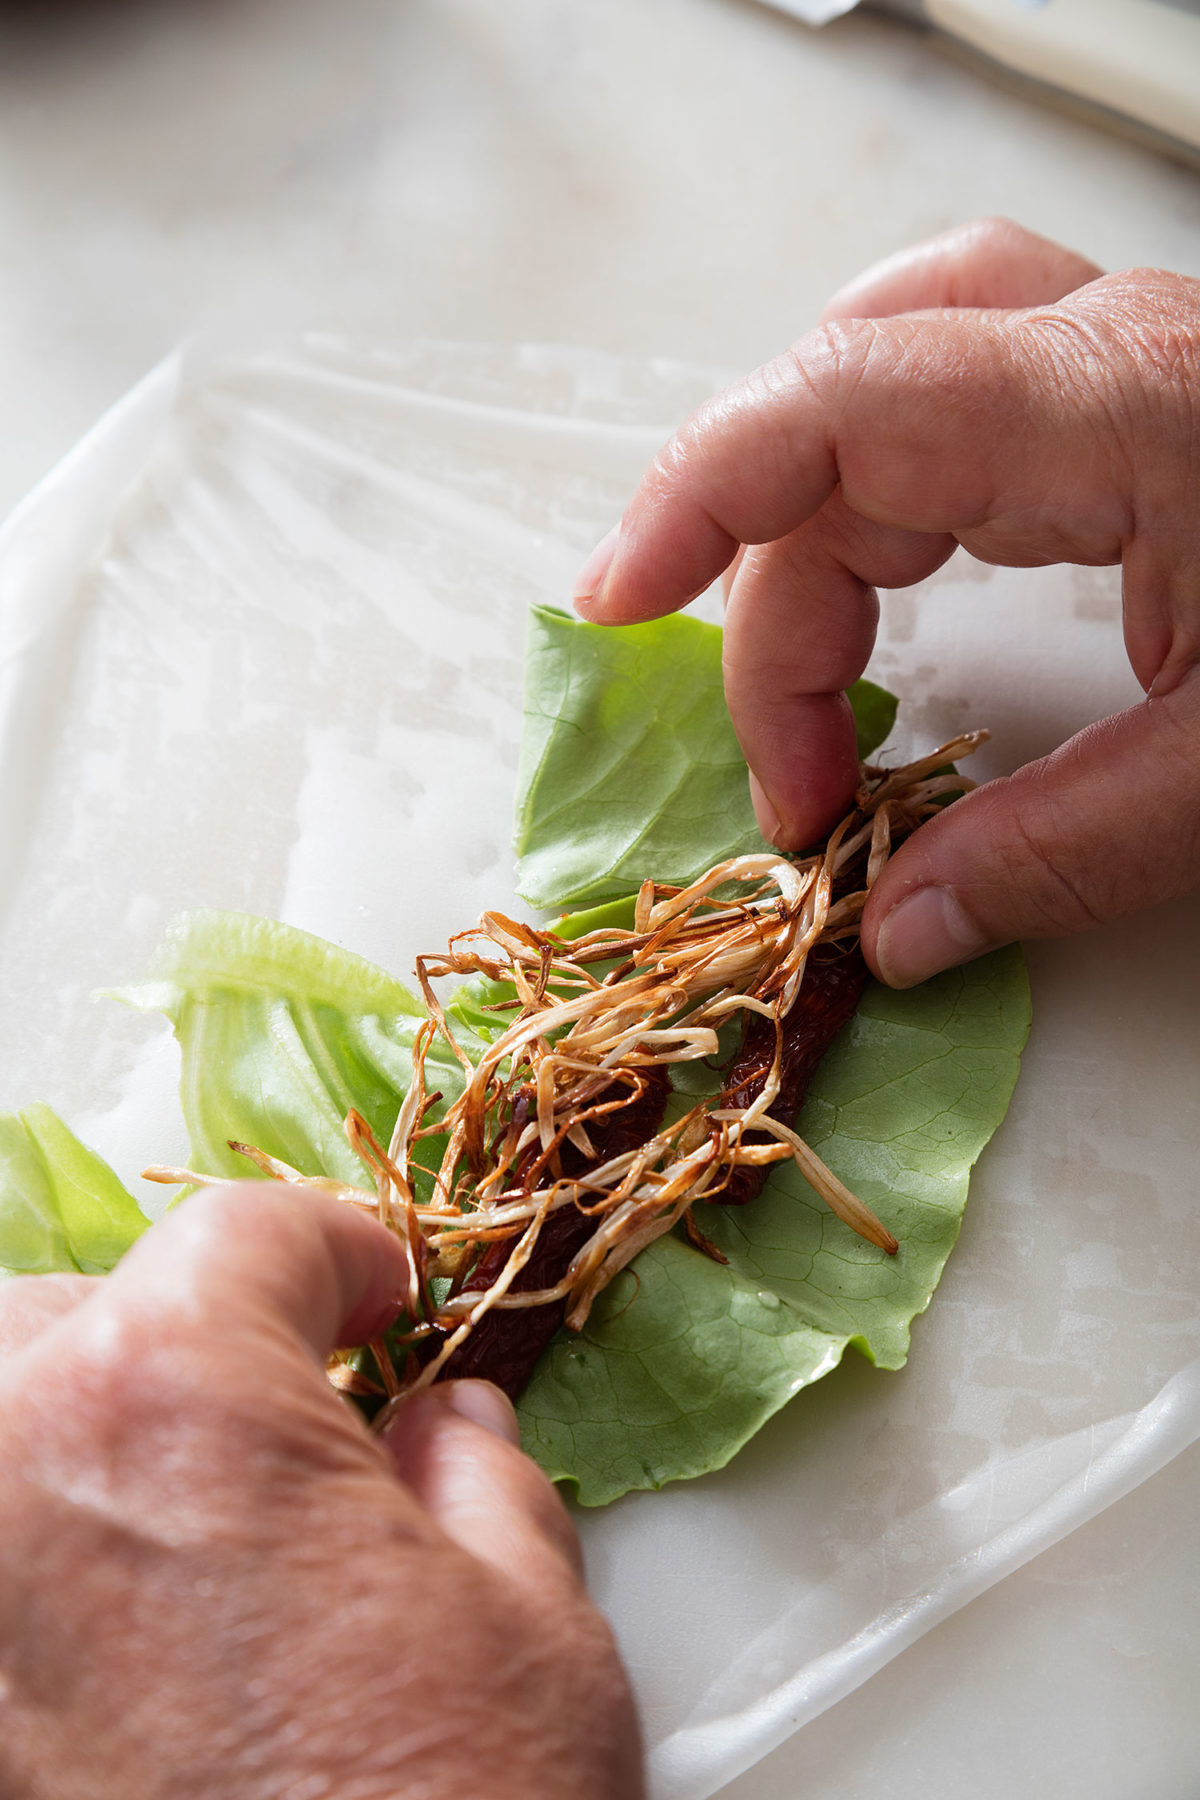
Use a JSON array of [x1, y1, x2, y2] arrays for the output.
[[765, 0, 1200, 165]]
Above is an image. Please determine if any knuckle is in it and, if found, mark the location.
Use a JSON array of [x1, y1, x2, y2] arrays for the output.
[[965, 213, 1036, 258], [1024, 273, 1200, 540], [1028, 272, 1200, 410], [795, 317, 885, 407], [1018, 305, 1117, 403], [786, 319, 909, 491]]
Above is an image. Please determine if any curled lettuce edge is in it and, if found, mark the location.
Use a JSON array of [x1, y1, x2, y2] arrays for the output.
[[0, 1103, 150, 1278]]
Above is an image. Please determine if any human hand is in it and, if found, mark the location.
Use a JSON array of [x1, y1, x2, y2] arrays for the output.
[[574, 218, 1200, 986], [0, 1188, 643, 1800]]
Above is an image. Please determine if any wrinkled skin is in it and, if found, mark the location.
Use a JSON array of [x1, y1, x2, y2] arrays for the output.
[[575, 218, 1200, 987], [0, 1187, 644, 1800]]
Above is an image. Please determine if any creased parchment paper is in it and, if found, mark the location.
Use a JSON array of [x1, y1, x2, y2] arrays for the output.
[[1, 341, 1197, 1799]]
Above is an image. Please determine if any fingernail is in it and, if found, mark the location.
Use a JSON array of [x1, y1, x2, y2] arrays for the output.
[[572, 524, 620, 616], [874, 886, 991, 988], [748, 771, 784, 848], [439, 1379, 522, 1445]]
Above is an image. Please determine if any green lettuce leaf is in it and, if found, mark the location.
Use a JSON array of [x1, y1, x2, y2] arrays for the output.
[[1, 606, 1027, 1509], [505, 607, 1027, 1501], [519, 948, 1029, 1504], [514, 604, 897, 908], [116, 911, 471, 1195], [0, 1104, 150, 1275], [111, 903, 1025, 1507]]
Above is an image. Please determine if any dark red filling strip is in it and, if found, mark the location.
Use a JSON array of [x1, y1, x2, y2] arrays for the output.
[[429, 1069, 670, 1398], [715, 944, 867, 1206], [430, 946, 866, 1399]]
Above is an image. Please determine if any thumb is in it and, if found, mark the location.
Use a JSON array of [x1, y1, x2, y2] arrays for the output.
[[380, 1381, 586, 1591], [864, 674, 1200, 986]]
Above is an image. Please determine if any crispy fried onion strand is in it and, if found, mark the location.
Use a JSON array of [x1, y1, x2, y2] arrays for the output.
[[143, 732, 985, 1405]]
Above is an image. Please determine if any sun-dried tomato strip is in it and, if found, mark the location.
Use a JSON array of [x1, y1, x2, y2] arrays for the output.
[[431, 950, 867, 1395], [430, 1067, 671, 1399], [716, 945, 868, 1207]]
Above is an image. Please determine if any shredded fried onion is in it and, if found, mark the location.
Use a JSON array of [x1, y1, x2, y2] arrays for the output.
[[144, 732, 986, 1408]]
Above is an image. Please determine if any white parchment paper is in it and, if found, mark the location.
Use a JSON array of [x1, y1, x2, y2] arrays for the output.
[[1, 341, 1197, 1798]]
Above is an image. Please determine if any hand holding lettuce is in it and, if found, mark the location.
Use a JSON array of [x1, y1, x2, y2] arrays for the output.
[[571, 231, 1200, 983], [0, 605, 1028, 1504], [515, 605, 896, 908]]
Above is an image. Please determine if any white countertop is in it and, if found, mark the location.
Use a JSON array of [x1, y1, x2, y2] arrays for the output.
[[2, 0, 1197, 522], [0, 3, 1196, 1795]]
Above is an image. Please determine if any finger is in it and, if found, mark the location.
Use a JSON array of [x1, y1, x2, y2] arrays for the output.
[[92, 1183, 409, 1365], [574, 224, 1105, 618], [819, 216, 1104, 322], [380, 1382, 586, 1592], [725, 495, 954, 845], [574, 299, 1133, 628], [0, 1274, 98, 1358], [863, 670, 1200, 985]]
